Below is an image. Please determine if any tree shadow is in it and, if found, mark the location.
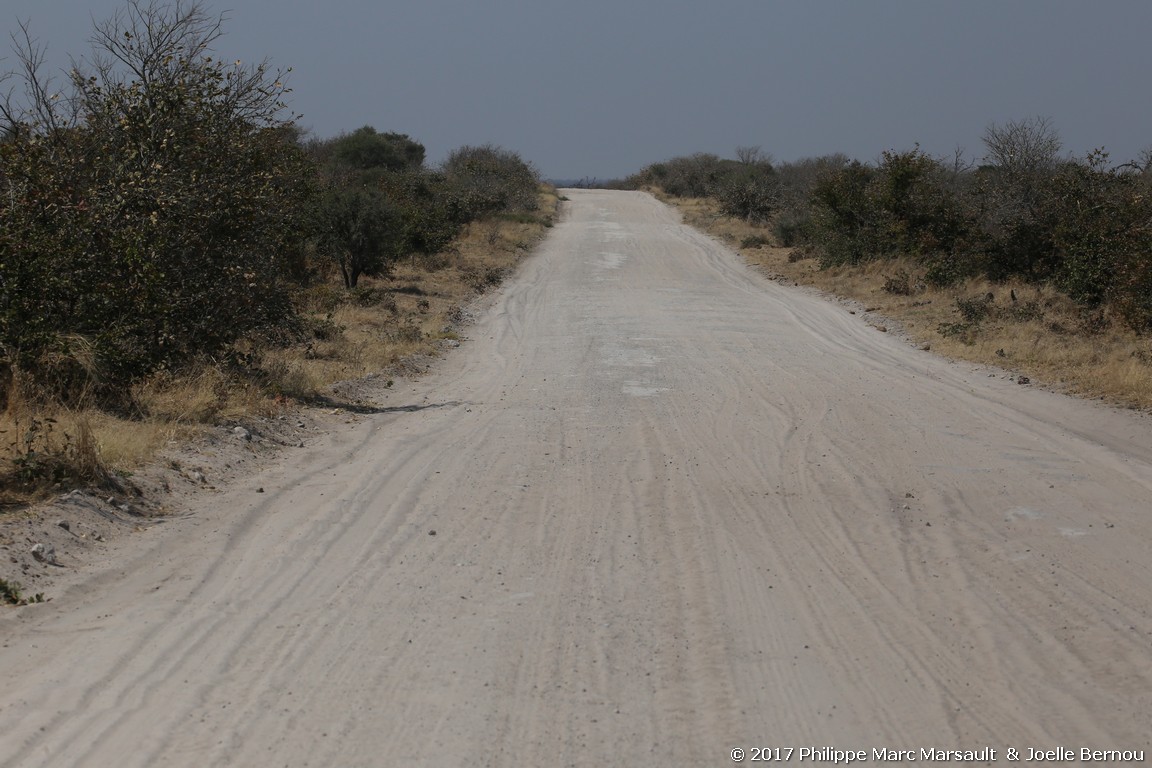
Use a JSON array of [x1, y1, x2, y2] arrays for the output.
[[303, 395, 466, 415]]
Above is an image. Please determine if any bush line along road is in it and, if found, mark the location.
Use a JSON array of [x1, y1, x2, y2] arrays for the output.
[[3, 190, 1152, 765]]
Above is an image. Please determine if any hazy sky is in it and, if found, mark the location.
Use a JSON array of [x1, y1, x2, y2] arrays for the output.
[[4, 1, 1151, 180]]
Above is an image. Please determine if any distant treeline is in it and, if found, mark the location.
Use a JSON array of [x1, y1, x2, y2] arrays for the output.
[[0, 2, 540, 407], [628, 120, 1152, 332]]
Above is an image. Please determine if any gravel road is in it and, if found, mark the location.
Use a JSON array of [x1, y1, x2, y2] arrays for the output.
[[3, 190, 1151, 766]]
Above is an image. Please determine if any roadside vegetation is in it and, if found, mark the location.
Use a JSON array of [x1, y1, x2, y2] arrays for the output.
[[627, 123, 1152, 409], [0, 1, 555, 505]]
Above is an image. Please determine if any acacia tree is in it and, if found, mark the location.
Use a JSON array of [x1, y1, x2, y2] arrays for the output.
[[317, 186, 402, 289], [1, 1, 312, 398]]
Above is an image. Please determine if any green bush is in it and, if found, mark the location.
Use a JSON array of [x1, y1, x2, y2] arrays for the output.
[[323, 126, 425, 172], [806, 148, 979, 273], [442, 144, 540, 218], [1046, 153, 1152, 330], [632, 153, 733, 198], [381, 171, 471, 256], [716, 166, 779, 224], [1, 2, 312, 399], [808, 160, 880, 265], [316, 186, 404, 289], [771, 213, 808, 247]]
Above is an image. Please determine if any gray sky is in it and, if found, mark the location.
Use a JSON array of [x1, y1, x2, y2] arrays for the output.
[[4, 1, 1151, 180]]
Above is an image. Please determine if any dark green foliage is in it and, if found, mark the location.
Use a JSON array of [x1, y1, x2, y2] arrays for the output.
[[923, 256, 969, 288], [771, 154, 851, 247], [1048, 153, 1152, 322], [631, 153, 744, 199], [317, 186, 403, 289], [808, 148, 974, 269], [937, 295, 994, 342], [1, 2, 312, 399], [968, 118, 1065, 282], [310, 133, 465, 284], [808, 160, 880, 265], [939, 292, 1048, 341], [772, 214, 808, 247], [381, 171, 471, 256], [442, 144, 540, 218], [325, 126, 425, 172], [955, 294, 995, 324]]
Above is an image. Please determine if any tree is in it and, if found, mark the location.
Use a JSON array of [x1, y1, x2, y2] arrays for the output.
[[716, 161, 779, 224], [442, 144, 540, 217], [324, 126, 425, 173], [379, 171, 470, 256], [982, 116, 1062, 174], [979, 117, 1065, 279], [735, 145, 771, 167], [1, 0, 312, 398], [317, 185, 402, 289]]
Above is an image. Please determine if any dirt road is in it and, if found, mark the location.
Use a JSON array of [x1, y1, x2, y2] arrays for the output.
[[3, 190, 1152, 766]]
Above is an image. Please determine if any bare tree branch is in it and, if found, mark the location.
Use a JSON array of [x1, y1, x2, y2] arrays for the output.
[[982, 116, 1062, 174], [1, 19, 80, 137]]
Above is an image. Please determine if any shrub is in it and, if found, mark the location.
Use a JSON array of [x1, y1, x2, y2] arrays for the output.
[[0, 2, 312, 399], [770, 215, 802, 247], [772, 154, 850, 247], [381, 171, 470, 256], [323, 126, 425, 172], [975, 118, 1065, 281], [955, 294, 995, 324], [882, 270, 912, 295], [808, 160, 880, 265], [631, 153, 734, 198], [1047, 152, 1152, 330], [316, 185, 404, 289], [442, 144, 540, 218], [923, 255, 970, 287], [807, 148, 977, 270], [716, 167, 779, 223], [1, 578, 45, 606]]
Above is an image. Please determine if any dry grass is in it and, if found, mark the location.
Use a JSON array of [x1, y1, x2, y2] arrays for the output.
[[661, 192, 1152, 410], [1, 396, 112, 504], [1, 187, 560, 505]]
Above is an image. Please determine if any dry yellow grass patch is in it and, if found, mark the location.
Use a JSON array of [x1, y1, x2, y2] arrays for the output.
[[660, 193, 1152, 410]]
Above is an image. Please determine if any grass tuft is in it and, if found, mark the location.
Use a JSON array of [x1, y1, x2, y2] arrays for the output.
[[1, 577, 45, 606]]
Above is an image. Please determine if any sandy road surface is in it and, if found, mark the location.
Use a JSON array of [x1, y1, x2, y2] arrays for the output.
[[3, 190, 1152, 766]]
